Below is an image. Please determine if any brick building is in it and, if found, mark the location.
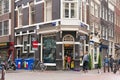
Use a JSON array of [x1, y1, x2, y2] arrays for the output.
[[14, 0, 90, 70], [0, 0, 15, 61]]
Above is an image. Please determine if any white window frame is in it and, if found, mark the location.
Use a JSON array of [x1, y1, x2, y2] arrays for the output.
[[18, 6, 22, 27], [29, 2, 35, 25], [62, 0, 78, 19], [44, 0, 52, 22], [0, 20, 9, 36], [90, 1, 94, 15]]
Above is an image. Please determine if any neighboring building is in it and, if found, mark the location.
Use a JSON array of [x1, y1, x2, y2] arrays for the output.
[[114, 0, 120, 59], [89, 0, 101, 68], [108, 0, 115, 58], [100, 0, 114, 61], [14, 0, 90, 70], [0, 0, 15, 60]]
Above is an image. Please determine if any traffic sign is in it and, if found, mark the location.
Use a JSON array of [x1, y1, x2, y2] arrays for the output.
[[32, 40, 38, 49]]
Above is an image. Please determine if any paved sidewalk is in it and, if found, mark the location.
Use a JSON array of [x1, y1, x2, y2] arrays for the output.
[[5, 69, 120, 80]]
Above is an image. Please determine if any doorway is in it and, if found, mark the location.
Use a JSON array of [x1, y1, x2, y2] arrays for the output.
[[62, 34, 75, 70], [63, 44, 75, 70]]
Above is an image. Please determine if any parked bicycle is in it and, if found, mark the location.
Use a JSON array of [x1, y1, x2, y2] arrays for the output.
[[30, 59, 47, 71], [113, 59, 120, 74]]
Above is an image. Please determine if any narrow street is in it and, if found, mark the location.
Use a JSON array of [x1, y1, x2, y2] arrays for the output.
[[5, 70, 120, 80]]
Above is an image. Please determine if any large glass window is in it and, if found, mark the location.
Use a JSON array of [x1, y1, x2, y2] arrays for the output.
[[63, 0, 77, 18], [43, 35, 56, 63]]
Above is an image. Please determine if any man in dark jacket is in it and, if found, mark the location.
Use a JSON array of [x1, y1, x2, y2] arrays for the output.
[[109, 55, 114, 72]]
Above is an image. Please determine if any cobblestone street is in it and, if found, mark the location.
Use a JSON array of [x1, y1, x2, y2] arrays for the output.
[[5, 70, 120, 80]]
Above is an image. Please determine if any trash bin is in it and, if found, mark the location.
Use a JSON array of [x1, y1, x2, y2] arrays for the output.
[[15, 58, 23, 69], [24, 58, 35, 70]]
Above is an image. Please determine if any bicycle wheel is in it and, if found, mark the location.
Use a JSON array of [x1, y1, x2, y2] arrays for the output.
[[40, 63, 47, 71]]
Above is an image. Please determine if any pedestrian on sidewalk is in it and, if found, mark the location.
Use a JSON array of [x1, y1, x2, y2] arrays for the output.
[[103, 56, 109, 73], [109, 55, 114, 72], [83, 52, 89, 73]]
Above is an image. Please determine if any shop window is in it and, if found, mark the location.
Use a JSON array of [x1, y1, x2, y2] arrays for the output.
[[43, 36, 56, 63]]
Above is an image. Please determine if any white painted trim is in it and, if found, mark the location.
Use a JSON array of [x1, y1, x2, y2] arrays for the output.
[[56, 41, 80, 44], [9, 19, 11, 35], [14, 19, 61, 30], [41, 35, 43, 62], [14, 44, 24, 47], [15, 6, 18, 11], [38, 30, 58, 34], [44, 63, 56, 66], [32, 43, 41, 46], [0, 35, 9, 38], [26, 44, 30, 46], [34, 0, 44, 5], [22, 2, 29, 9], [15, 0, 20, 3], [9, 0, 11, 13], [61, 0, 63, 19]]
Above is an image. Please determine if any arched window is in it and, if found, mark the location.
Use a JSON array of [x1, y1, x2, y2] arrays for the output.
[[63, 34, 74, 42]]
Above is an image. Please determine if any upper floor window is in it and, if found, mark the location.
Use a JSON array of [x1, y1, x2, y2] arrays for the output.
[[45, 0, 52, 21], [0, 20, 9, 36], [94, 4, 99, 17], [4, 20, 9, 35], [29, 2, 35, 24], [4, 0, 9, 13], [0, 0, 9, 15], [18, 6, 22, 27], [63, 0, 77, 18], [0, 0, 2, 15], [90, 1, 94, 15]]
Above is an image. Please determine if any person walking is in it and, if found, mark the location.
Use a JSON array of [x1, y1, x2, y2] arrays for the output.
[[83, 52, 89, 73], [103, 56, 109, 73], [109, 55, 114, 72], [67, 55, 71, 70]]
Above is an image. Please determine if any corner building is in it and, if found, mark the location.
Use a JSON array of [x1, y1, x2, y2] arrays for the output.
[[14, 0, 90, 70]]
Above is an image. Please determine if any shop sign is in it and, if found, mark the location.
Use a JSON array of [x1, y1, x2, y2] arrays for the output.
[[0, 42, 7, 47]]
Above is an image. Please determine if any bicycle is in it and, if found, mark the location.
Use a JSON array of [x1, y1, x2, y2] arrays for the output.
[[30, 59, 47, 71]]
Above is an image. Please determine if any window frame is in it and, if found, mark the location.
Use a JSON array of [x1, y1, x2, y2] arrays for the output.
[[63, 0, 78, 19], [29, 2, 35, 25]]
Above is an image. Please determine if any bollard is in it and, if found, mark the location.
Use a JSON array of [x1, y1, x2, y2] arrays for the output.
[[1, 66, 5, 80]]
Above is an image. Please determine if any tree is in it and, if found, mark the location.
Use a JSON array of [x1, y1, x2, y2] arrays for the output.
[[98, 54, 102, 69], [88, 54, 93, 70]]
